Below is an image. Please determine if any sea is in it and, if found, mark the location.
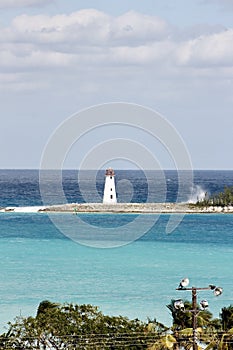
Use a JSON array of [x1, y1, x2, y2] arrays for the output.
[[0, 169, 233, 333]]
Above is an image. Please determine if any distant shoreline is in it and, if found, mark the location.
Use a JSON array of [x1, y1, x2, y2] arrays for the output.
[[1, 203, 233, 214]]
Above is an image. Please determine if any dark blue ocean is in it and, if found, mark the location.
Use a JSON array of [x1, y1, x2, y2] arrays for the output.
[[0, 170, 232, 332], [1, 169, 233, 207]]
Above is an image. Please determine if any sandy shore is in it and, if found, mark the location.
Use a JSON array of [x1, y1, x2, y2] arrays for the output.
[[1, 202, 232, 213]]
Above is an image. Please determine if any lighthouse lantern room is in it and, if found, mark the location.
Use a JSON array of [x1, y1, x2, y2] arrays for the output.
[[103, 168, 117, 204]]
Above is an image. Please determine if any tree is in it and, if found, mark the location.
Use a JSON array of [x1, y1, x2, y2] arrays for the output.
[[148, 333, 177, 350], [204, 328, 233, 350], [167, 299, 219, 349], [167, 299, 214, 330], [36, 300, 59, 317], [220, 305, 233, 331], [195, 186, 233, 207], [167, 300, 193, 330], [1, 301, 166, 349]]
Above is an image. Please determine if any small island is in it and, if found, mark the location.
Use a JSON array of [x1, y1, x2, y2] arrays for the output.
[[2, 187, 233, 214], [39, 201, 233, 213]]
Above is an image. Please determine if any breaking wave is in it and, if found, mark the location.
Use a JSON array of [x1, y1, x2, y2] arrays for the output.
[[188, 185, 207, 204]]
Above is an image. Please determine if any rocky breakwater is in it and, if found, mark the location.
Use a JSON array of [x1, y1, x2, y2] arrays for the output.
[[41, 202, 186, 213], [39, 203, 233, 213], [2, 203, 233, 213]]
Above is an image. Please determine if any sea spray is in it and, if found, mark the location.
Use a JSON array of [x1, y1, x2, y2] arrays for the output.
[[188, 185, 207, 203]]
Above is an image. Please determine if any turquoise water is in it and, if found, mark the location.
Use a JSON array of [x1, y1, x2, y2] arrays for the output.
[[0, 212, 232, 332], [0, 170, 232, 332]]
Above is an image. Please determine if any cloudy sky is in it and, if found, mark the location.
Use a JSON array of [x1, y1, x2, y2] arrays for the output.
[[0, 0, 233, 169]]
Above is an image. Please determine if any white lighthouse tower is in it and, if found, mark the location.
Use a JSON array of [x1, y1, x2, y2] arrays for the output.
[[103, 168, 117, 204]]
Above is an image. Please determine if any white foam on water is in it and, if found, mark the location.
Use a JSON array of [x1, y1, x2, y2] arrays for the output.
[[3, 206, 45, 213]]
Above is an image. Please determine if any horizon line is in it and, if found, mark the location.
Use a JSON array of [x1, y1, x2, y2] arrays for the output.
[[0, 168, 233, 171]]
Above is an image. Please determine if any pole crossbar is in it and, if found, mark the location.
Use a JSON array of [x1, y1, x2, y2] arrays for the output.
[[176, 286, 213, 291]]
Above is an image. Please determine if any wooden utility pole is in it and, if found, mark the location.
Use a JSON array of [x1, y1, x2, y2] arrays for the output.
[[175, 279, 223, 350], [192, 288, 198, 350]]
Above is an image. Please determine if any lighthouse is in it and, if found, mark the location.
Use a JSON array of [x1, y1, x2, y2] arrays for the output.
[[103, 168, 117, 204]]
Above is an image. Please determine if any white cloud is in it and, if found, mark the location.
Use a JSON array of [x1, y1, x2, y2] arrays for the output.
[[0, 0, 53, 9], [110, 11, 169, 43], [176, 29, 233, 67], [109, 41, 174, 66], [3, 9, 169, 47], [0, 49, 73, 70], [9, 9, 111, 45], [0, 9, 232, 91]]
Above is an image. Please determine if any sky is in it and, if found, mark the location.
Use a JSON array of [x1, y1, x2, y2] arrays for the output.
[[0, 0, 233, 169]]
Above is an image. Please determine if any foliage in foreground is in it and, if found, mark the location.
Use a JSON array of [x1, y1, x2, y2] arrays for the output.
[[166, 301, 233, 350], [1, 301, 233, 349], [0, 301, 168, 349]]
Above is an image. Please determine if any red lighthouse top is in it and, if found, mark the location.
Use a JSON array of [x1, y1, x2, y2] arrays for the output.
[[105, 168, 115, 176]]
